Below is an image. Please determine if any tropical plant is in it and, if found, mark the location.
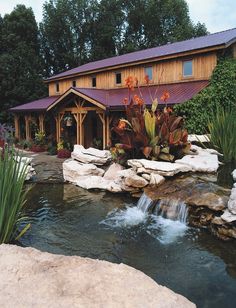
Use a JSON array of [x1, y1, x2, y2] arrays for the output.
[[34, 130, 46, 146], [112, 76, 191, 162], [208, 107, 236, 162], [0, 147, 30, 243]]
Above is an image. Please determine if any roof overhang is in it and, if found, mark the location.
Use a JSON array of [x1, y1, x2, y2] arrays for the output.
[[47, 87, 106, 111]]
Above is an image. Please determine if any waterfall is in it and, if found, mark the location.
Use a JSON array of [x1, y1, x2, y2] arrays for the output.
[[153, 199, 188, 224], [136, 193, 153, 213]]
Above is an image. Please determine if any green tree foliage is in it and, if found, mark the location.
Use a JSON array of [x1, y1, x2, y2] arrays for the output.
[[39, 0, 207, 75], [174, 58, 236, 134], [0, 5, 46, 122]]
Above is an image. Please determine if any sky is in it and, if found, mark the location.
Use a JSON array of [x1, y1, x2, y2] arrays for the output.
[[0, 0, 235, 34]]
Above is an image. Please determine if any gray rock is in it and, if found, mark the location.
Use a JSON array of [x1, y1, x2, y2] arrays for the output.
[[0, 244, 195, 308]]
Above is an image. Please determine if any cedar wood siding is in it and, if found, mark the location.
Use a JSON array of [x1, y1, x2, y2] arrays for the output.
[[48, 52, 217, 96]]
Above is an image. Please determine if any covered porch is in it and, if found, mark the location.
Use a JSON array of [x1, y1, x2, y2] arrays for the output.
[[10, 88, 116, 149]]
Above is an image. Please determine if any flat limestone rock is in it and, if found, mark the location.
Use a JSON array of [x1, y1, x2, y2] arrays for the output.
[[76, 175, 122, 193], [72, 145, 111, 165], [221, 209, 236, 223], [128, 159, 192, 176], [63, 159, 104, 183], [186, 192, 227, 211], [188, 134, 210, 143], [175, 153, 219, 173], [0, 245, 195, 308], [228, 188, 236, 215]]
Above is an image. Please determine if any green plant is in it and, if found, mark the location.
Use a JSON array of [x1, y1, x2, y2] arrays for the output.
[[34, 130, 46, 146], [0, 147, 30, 243], [174, 58, 236, 134], [208, 107, 236, 162], [112, 76, 190, 162]]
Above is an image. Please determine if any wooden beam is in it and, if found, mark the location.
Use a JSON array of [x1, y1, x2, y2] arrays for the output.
[[38, 114, 45, 132], [14, 114, 20, 139], [97, 112, 106, 149]]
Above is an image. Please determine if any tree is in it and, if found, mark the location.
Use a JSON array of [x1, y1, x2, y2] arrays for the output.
[[0, 5, 46, 122]]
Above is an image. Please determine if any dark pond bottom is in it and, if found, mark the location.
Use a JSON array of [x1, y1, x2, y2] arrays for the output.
[[19, 183, 236, 308]]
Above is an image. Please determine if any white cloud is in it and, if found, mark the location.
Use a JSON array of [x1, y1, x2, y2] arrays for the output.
[[186, 0, 236, 33]]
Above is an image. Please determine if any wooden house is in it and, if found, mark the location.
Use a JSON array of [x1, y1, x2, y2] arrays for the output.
[[10, 28, 236, 149]]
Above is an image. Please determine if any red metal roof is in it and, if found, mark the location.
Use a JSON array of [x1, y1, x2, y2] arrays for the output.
[[46, 28, 236, 81], [10, 80, 209, 112], [10, 96, 59, 112]]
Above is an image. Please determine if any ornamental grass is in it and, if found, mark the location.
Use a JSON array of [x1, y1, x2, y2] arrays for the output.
[[0, 147, 30, 243], [208, 107, 236, 162]]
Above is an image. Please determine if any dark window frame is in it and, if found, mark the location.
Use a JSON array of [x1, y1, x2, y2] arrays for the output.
[[92, 76, 96, 88], [72, 80, 77, 87], [55, 82, 60, 93], [115, 72, 122, 85]]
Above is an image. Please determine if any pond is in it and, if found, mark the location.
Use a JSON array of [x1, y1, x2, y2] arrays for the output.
[[19, 183, 236, 308]]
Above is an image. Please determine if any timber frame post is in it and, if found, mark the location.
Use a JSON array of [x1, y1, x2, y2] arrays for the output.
[[38, 114, 45, 132], [24, 114, 31, 141], [14, 114, 20, 139]]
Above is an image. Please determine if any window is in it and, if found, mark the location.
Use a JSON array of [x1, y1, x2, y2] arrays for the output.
[[183, 60, 193, 77], [55, 82, 60, 93], [115, 72, 122, 85], [144, 66, 153, 81], [92, 76, 96, 88], [72, 80, 76, 87]]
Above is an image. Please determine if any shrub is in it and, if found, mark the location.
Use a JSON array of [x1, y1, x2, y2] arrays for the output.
[[208, 107, 236, 162], [111, 76, 190, 162], [57, 148, 71, 158], [0, 147, 30, 243], [174, 58, 236, 134], [30, 144, 46, 152]]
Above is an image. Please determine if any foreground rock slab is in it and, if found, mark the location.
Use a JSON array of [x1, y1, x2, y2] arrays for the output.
[[0, 245, 195, 308]]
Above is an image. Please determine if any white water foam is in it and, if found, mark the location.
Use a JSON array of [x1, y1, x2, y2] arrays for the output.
[[100, 206, 148, 228], [147, 215, 188, 244]]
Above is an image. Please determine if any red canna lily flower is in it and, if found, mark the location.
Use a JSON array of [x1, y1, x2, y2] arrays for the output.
[[117, 120, 126, 130], [125, 76, 134, 91], [161, 91, 170, 103], [144, 74, 150, 85]]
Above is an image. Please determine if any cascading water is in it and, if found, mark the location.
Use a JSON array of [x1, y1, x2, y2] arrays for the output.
[[136, 193, 153, 213], [101, 193, 189, 244]]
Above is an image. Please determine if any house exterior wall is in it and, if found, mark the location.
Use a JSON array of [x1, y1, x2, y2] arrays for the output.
[[48, 52, 217, 96], [233, 43, 236, 58]]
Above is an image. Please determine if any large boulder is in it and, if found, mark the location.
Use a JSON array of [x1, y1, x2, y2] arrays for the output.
[[0, 245, 195, 308], [63, 159, 104, 183], [186, 192, 227, 211], [128, 159, 192, 176], [125, 173, 148, 188], [71, 145, 111, 165]]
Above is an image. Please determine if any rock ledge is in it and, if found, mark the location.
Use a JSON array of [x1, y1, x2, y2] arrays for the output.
[[0, 244, 195, 308]]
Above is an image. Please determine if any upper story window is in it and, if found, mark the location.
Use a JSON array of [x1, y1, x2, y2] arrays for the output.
[[92, 76, 96, 88], [55, 82, 60, 93], [144, 66, 153, 81], [115, 72, 122, 85], [183, 60, 193, 77], [72, 80, 77, 87]]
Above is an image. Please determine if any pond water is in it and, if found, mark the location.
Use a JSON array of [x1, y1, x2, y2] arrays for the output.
[[19, 183, 236, 308]]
